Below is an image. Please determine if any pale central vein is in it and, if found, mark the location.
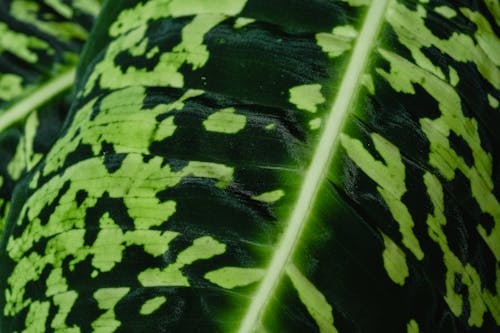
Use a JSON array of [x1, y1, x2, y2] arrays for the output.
[[237, 1, 390, 332], [0, 69, 76, 133]]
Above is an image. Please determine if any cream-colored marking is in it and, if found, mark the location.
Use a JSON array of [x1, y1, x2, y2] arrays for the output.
[[316, 25, 357, 59], [407, 319, 419, 333], [309, 118, 322, 130], [381, 231, 409, 285], [203, 107, 246, 134], [140, 296, 167, 315], [265, 123, 275, 130], [0, 69, 75, 133], [237, 1, 390, 331], [448, 66, 459, 87], [289, 84, 325, 113], [434, 6, 456, 19], [252, 189, 285, 203], [234, 17, 255, 29], [361, 73, 375, 94], [204, 267, 265, 289], [488, 94, 499, 108], [92, 288, 129, 333], [286, 264, 338, 333], [339, 0, 370, 6], [0, 74, 23, 101]]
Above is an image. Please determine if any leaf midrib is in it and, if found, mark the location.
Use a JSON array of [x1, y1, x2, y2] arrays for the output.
[[237, 1, 391, 332], [0, 69, 76, 133]]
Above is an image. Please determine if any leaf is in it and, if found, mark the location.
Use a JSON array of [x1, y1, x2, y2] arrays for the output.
[[0, 0, 103, 236], [1, 1, 500, 332]]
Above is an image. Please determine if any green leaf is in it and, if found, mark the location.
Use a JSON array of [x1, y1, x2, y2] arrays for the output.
[[1, 1, 500, 332], [0, 0, 103, 237]]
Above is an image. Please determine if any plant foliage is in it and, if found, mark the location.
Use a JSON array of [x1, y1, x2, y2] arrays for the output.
[[0, 0, 499, 332]]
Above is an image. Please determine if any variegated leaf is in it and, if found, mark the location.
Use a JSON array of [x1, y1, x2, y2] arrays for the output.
[[1, 1, 499, 332]]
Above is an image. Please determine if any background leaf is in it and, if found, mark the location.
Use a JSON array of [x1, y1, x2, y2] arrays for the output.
[[0, 0, 103, 236]]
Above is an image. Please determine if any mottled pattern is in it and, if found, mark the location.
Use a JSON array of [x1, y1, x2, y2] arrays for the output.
[[0, 0, 103, 238], [1, 0, 499, 332]]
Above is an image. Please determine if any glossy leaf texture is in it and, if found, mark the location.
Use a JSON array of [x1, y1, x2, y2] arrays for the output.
[[1, 0, 500, 332], [0, 0, 103, 236]]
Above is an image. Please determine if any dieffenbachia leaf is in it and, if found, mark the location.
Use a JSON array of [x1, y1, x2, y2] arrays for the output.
[[0, 0, 103, 236], [1, 0, 499, 332]]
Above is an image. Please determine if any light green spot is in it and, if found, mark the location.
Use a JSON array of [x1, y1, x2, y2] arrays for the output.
[[7, 139, 26, 180], [265, 123, 275, 130], [234, 17, 255, 29], [488, 94, 499, 108], [146, 46, 160, 59], [140, 296, 167, 315], [448, 66, 459, 86], [407, 319, 419, 333], [286, 264, 338, 333], [434, 6, 456, 19], [126, 197, 177, 230], [204, 267, 265, 289], [289, 84, 325, 113], [339, 0, 370, 6], [153, 116, 176, 141], [332, 25, 358, 39], [24, 111, 43, 170], [316, 25, 357, 59], [0, 202, 5, 236], [0, 22, 50, 63], [252, 189, 285, 203], [24, 301, 50, 333], [29, 170, 40, 189], [92, 288, 130, 333], [74, 0, 101, 16], [380, 231, 409, 286], [46, 268, 68, 297], [177, 236, 226, 265], [203, 107, 247, 134], [0, 74, 23, 101], [361, 73, 375, 94], [45, 0, 73, 18], [139, 236, 226, 287], [7, 112, 42, 180], [51, 291, 78, 332], [340, 132, 424, 260], [309, 118, 322, 130]]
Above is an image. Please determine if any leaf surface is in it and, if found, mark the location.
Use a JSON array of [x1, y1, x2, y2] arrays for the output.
[[1, 0, 500, 332]]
